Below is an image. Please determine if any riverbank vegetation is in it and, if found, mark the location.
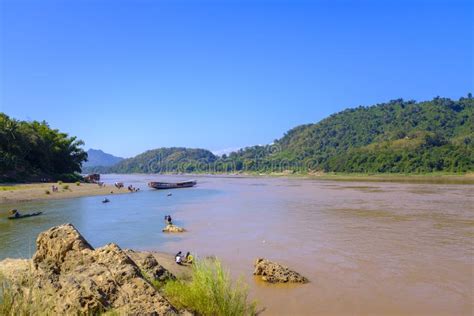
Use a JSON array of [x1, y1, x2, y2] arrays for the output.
[[0, 271, 55, 315], [89, 96, 473, 175], [163, 259, 257, 316], [0, 114, 87, 182]]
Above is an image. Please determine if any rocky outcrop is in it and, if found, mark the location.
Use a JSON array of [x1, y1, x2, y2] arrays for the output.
[[1, 224, 179, 315], [162, 224, 186, 233], [253, 258, 309, 283], [126, 249, 176, 282]]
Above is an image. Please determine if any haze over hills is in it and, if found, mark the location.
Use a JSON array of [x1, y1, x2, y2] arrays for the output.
[[85, 95, 474, 175]]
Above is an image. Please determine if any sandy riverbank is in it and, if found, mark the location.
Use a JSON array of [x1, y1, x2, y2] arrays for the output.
[[0, 182, 131, 204]]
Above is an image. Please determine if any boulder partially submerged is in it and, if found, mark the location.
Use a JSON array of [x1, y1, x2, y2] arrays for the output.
[[253, 258, 309, 283], [162, 224, 186, 233], [1, 224, 179, 315]]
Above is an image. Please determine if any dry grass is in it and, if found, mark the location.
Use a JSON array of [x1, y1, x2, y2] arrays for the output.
[[0, 271, 55, 316]]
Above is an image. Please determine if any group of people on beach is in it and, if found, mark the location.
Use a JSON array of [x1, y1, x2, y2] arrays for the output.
[[175, 251, 193, 265], [127, 185, 139, 192], [51, 185, 59, 192]]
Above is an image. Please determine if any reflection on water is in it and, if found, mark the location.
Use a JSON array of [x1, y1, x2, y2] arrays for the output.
[[1, 175, 473, 315]]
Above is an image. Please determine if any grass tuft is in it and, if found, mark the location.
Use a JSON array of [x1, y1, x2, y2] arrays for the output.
[[163, 259, 256, 316], [0, 271, 54, 315]]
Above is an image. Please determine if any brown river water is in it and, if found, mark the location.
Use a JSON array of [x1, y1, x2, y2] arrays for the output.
[[1, 175, 473, 315]]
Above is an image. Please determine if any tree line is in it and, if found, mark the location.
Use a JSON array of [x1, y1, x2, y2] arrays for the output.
[[98, 95, 473, 174], [0, 113, 87, 182]]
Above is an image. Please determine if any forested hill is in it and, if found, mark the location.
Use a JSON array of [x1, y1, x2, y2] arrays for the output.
[[0, 114, 87, 182], [108, 148, 218, 173], [229, 96, 473, 173], [95, 95, 473, 175]]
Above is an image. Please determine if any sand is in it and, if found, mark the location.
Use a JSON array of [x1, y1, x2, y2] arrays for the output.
[[0, 182, 131, 204]]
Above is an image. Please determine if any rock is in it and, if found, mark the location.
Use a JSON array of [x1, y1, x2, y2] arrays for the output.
[[33, 223, 93, 273], [2, 224, 179, 315], [253, 258, 309, 283], [125, 249, 176, 282], [162, 224, 186, 233]]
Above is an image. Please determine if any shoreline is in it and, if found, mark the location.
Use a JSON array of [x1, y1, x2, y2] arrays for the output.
[[1, 171, 472, 204], [0, 182, 131, 204], [105, 171, 474, 184]]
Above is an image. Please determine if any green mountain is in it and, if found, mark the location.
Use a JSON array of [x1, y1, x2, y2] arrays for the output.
[[108, 147, 218, 173], [93, 95, 474, 175], [227, 96, 473, 173]]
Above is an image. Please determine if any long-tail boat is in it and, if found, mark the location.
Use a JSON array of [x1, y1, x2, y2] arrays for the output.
[[8, 211, 43, 220], [148, 180, 197, 190]]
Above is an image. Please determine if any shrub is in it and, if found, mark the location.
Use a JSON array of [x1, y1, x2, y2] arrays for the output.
[[62, 185, 69, 190], [75, 181, 81, 186], [163, 259, 256, 316], [45, 190, 50, 195], [57, 181, 63, 185]]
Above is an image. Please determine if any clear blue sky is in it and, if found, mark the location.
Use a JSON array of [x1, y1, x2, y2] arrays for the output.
[[1, 0, 472, 157]]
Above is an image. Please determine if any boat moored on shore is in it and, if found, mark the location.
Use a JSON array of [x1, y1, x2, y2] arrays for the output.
[[148, 180, 197, 190]]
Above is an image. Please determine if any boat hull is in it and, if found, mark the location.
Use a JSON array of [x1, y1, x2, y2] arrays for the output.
[[8, 212, 43, 220], [148, 180, 197, 190]]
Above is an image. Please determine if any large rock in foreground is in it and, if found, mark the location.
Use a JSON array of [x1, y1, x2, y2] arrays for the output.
[[125, 249, 176, 282], [253, 258, 309, 283], [162, 224, 186, 233], [4, 224, 178, 315]]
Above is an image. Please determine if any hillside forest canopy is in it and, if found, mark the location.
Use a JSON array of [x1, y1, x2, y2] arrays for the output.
[[94, 96, 474, 175]]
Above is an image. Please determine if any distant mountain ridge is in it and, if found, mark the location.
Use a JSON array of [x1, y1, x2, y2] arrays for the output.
[[82, 149, 124, 173], [107, 147, 217, 174], [94, 95, 473, 174]]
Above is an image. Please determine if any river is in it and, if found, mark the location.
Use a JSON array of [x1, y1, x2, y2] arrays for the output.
[[1, 174, 472, 315]]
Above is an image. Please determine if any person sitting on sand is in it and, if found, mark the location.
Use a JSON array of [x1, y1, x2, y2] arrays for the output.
[[175, 251, 183, 265], [185, 252, 194, 264]]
